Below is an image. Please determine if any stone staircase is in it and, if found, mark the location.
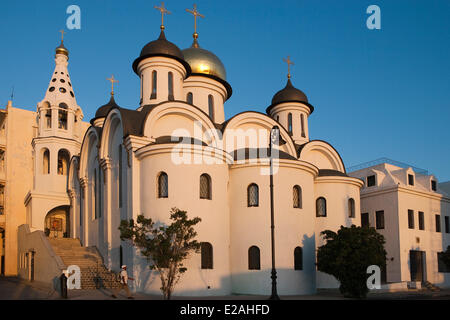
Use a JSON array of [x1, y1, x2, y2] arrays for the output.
[[423, 281, 441, 292], [48, 238, 122, 290]]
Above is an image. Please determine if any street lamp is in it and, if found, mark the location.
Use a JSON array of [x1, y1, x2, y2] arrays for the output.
[[268, 125, 282, 300]]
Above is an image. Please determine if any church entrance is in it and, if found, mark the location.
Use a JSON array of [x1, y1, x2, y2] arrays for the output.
[[44, 206, 70, 238]]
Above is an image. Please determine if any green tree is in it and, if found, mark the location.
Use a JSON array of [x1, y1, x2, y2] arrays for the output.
[[316, 225, 387, 298], [119, 208, 201, 300]]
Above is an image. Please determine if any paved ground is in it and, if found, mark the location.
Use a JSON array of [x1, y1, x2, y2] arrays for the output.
[[0, 276, 449, 300]]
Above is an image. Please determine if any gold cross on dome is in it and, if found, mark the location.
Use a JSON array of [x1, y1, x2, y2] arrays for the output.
[[283, 56, 294, 79], [154, 2, 171, 30], [59, 29, 66, 42], [106, 75, 119, 95], [186, 4, 205, 35]]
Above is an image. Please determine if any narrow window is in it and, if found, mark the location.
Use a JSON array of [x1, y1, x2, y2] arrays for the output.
[[276, 115, 279, 122], [408, 174, 414, 186], [151, 70, 157, 99], [199, 174, 212, 200], [45, 109, 52, 128], [58, 103, 68, 130], [201, 242, 213, 269], [168, 72, 174, 101], [57, 149, 70, 175], [418, 211, 425, 230], [158, 172, 168, 198], [367, 175, 376, 187], [118, 146, 123, 208], [293, 185, 302, 209], [438, 252, 450, 273], [300, 114, 306, 137], [43, 149, 50, 174], [288, 113, 293, 134], [316, 197, 327, 217], [120, 245, 123, 268], [431, 180, 437, 191], [408, 210, 414, 229], [376, 210, 385, 229], [248, 246, 260, 270], [361, 212, 369, 228], [445, 216, 449, 234], [436, 214, 441, 232], [98, 164, 102, 218], [247, 184, 259, 207], [187, 92, 193, 105], [80, 185, 83, 226], [208, 95, 214, 120], [294, 247, 303, 270], [348, 198, 355, 218]]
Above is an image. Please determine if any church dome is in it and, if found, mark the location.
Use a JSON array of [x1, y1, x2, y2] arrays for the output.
[[271, 78, 308, 105], [182, 39, 226, 81], [55, 42, 69, 57], [132, 30, 190, 74], [95, 95, 119, 118]]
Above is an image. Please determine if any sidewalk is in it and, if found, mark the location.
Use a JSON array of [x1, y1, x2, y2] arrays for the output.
[[1, 276, 449, 300]]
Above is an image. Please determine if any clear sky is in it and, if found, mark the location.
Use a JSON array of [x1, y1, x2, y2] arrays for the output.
[[1, 0, 449, 180]]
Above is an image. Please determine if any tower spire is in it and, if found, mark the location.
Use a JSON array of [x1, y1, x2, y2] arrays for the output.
[[154, 2, 171, 31], [186, 4, 204, 47]]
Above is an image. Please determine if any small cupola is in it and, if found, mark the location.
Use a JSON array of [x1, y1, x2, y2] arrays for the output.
[[92, 75, 121, 127]]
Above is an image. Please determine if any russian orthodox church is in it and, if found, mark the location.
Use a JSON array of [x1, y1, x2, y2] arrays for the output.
[[9, 5, 367, 296]]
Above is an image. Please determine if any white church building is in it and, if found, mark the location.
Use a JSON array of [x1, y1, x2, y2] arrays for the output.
[[2, 5, 447, 297]]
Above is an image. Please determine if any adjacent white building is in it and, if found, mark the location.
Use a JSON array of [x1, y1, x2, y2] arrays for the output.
[[348, 158, 450, 288]]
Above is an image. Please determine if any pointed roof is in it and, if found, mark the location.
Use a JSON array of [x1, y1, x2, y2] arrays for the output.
[[95, 95, 120, 119], [266, 78, 314, 115]]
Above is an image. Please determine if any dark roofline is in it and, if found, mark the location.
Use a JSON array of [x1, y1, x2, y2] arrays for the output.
[[266, 100, 315, 116], [318, 169, 349, 177], [132, 53, 192, 76], [188, 73, 233, 101]]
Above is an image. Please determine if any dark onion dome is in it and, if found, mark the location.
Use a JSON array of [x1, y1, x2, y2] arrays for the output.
[[55, 42, 69, 57], [266, 78, 314, 115], [132, 30, 191, 75], [182, 38, 232, 99], [95, 95, 120, 118]]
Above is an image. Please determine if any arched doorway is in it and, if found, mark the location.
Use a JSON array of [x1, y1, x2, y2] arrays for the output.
[[44, 206, 70, 238]]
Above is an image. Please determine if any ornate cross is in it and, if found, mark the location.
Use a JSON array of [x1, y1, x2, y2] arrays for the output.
[[59, 29, 66, 42], [186, 4, 204, 35], [107, 75, 119, 95], [154, 2, 171, 30], [283, 56, 294, 79]]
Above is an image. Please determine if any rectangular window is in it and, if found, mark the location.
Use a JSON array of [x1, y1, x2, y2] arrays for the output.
[[376, 210, 385, 230], [431, 180, 437, 191], [437, 253, 450, 273], [418, 211, 425, 230], [361, 212, 369, 228], [436, 214, 441, 232], [408, 210, 414, 229], [445, 216, 449, 234], [367, 175, 376, 187], [408, 174, 414, 186]]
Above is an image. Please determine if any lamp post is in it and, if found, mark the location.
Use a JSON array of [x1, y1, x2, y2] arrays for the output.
[[269, 126, 280, 300]]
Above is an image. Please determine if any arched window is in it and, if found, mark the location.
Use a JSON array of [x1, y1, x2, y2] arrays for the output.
[[118, 146, 123, 208], [158, 172, 168, 198], [57, 149, 70, 175], [93, 168, 98, 219], [288, 113, 293, 134], [200, 174, 212, 200], [58, 103, 68, 130], [151, 70, 157, 99], [294, 247, 303, 270], [201, 242, 213, 269], [140, 74, 144, 102], [300, 114, 306, 138], [248, 246, 261, 270], [208, 95, 214, 120], [247, 183, 259, 207], [98, 163, 102, 218], [45, 107, 52, 128], [168, 72, 174, 100], [293, 185, 302, 209], [316, 197, 327, 217], [348, 198, 355, 218], [43, 149, 50, 174], [187, 92, 193, 105]]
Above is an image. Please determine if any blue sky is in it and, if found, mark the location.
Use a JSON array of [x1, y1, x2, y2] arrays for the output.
[[0, 0, 449, 181]]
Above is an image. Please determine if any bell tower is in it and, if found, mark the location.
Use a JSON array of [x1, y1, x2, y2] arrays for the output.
[[25, 32, 84, 235]]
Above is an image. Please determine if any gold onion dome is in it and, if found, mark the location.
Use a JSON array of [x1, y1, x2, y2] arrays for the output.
[[182, 37, 227, 81], [55, 42, 69, 57]]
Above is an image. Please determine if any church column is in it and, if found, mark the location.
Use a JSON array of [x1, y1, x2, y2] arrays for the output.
[[79, 177, 89, 246], [100, 157, 113, 269], [68, 189, 77, 239]]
